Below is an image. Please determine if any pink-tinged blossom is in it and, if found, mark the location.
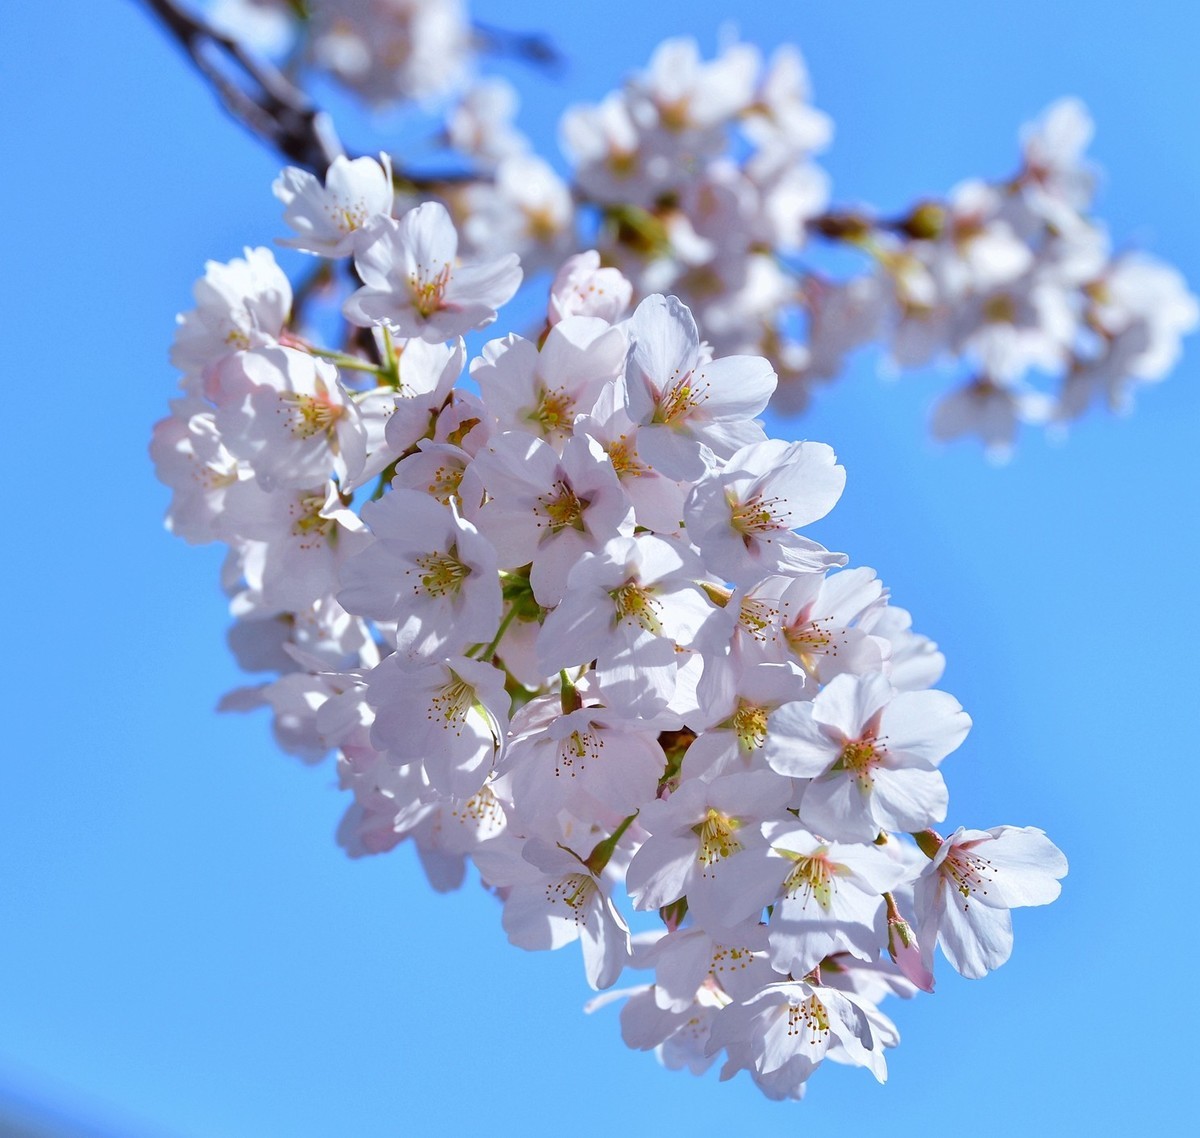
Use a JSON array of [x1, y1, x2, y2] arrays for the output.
[[343, 202, 522, 342], [913, 825, 1067, 980], [548, 250, 633, 326], [617, 983, 726, 1076], [150, 403, 249, 545], [500, 698, 668, 825], [223, 480, 369, 612], [337, 488, 501, 659], [766, 673, 970, 842], [273, 153, 394, 258], [625, 769, 792, 936], [682, 662, 812, 780], [170, 247, 291, 382], [367, 653, 509, 799], [623, 294, 777, 481], [644, 923, 774, 1014], [499, 838, 632, 990], [707, 980, 884, 1085], [537, 534, 710, 662], [469, 432, 634, 605], [573, 383, 690, 535], [763, 822, 908, 977], [207, 346, 366, 491], [684, 439, 847, 583], [378, 337, 466, 458], [472, 317, 627, 449]]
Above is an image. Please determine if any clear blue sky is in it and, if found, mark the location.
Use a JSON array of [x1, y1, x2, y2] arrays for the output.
[[2, 1, 1197, 1134]]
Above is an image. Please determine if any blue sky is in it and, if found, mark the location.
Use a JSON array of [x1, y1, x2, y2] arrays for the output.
[[2, 1, 1198, 1134]]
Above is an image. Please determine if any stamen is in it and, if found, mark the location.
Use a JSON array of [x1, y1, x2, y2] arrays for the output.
[[556, 728, 603, 778], [732, 701, 769, 752], [428, 674, 475, 735], [835, 737, 881, 791], [411, 546, 470, 598], [610, 581, 663, 634], [545, 872, 596, 923], [692, 808, 743, 872], [535, 480, 588, 531], [654, 368, 711, 425], [781, 848, 847, 911], [730, 492, 792, 541], [786, 994, 831, 1046], [528, 386, 575, 437]]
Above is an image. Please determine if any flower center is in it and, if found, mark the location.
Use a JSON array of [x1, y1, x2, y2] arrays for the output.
[[536, 480, 588, 531], [738, 598, 779, 643], [654, 369, 709, 426], [835, 737, 880, 791], [557, 728, 602, 778], [943, 850, 995, 903], [429, 674, 475, 731], [280, 391, 343, 439], [289, 493, 336, 548], [606, 435, 646, 477], [412, 547, 470, 598], [692, 808, 743, 870], [732, 701, 770, 752], [787, 995, 831, 1045], [610, 581, 662, 634], [546, 872, 596, 920], [410, 262, 453, 318], [782, 849, 846, 911], [529, 386, 575, 437], [730, 492, 792, 540]]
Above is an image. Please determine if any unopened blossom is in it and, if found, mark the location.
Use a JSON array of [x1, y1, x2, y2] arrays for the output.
[[274, 153, 394, 257], [344, 202, 522, 342], [548, 250, 633, 326]]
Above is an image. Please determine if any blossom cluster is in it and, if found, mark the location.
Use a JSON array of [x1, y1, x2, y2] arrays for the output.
[[209, 0, 473, 103], [200, 2, 1196, 455], [152, 159, 1068, 1099]]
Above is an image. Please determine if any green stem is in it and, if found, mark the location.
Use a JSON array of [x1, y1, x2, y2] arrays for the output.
[[476, 603, 520, 662], [309, 346, 387, 377]]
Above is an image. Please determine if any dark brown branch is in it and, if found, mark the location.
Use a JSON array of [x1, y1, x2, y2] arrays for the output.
[[473, 21, 565, 77], [139, 0, 342, 173]]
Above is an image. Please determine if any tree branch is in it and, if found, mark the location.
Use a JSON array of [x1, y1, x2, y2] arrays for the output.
[[139, 0, 342, 173]]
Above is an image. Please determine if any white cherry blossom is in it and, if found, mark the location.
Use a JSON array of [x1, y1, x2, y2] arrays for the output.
[[344, 202, 522, 341]]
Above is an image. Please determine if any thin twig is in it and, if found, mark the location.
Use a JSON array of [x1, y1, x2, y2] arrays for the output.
[[139, 0, 342, 172]]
